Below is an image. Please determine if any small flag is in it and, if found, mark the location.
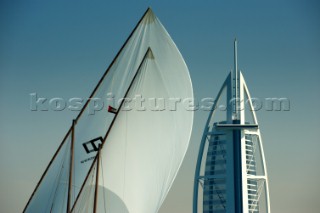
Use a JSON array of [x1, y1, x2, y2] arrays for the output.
[[108, 105, 118, 114]]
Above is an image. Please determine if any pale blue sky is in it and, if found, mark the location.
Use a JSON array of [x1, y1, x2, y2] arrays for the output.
[[1, 0, 319, 212]]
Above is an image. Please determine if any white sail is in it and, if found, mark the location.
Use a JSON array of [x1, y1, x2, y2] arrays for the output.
[[24, 8, 193, 213]]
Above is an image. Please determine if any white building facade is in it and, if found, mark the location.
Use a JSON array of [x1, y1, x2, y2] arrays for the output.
[[193, 40, 271, 213]]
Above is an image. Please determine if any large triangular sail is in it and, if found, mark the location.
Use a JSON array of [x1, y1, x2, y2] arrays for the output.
[[24, 8, 193, 213]]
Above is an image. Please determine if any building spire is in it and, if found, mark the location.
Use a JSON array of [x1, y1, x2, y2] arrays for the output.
[[232, 38, 240, 121], [234, 38, 238, 82]]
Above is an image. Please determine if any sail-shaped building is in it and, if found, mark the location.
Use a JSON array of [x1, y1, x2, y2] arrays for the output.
[[23, 8, 193, 213], [193, 40, 270, 213]]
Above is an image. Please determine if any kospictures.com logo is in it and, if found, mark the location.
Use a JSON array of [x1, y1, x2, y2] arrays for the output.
[[30, 92, 290, 115]]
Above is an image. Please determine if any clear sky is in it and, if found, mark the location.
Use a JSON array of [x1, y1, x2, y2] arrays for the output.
[[1, 0, 319, 212]]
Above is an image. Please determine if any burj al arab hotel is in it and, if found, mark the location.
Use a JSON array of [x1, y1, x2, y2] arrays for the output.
[[193, 40, 271, 213]]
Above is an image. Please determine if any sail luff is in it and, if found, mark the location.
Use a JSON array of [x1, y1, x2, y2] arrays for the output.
[[23, 8, 152, 213], [66, 120, 76, 213], [70, 48, 152, 212]]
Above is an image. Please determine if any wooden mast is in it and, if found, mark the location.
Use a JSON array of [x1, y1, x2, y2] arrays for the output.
[[93, 146, 101, 213], [66, 119, 75, 213]]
